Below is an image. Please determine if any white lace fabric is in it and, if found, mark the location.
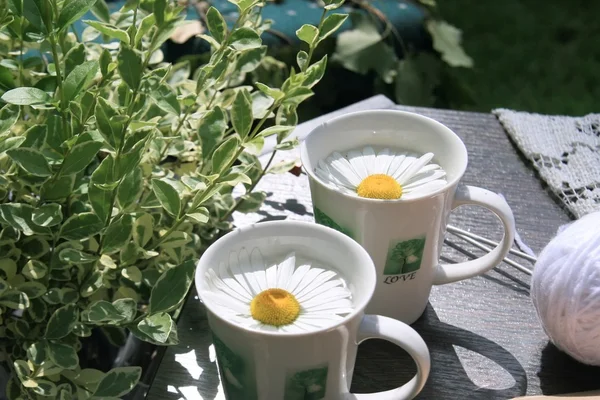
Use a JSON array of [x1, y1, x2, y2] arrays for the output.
[[494, 109, 600, 219]]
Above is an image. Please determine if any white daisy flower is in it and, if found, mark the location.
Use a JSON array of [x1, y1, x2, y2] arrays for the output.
[[314, 146, 447, 200], [202, 248, 353, 333]]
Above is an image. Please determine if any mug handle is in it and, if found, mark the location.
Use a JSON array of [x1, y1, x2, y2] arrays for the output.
[[433, 185, 516, 285], [347, 315, 431, 400]]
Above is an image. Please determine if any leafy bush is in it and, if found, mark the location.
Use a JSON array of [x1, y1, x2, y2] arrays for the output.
[[0, 0, 346, 397]]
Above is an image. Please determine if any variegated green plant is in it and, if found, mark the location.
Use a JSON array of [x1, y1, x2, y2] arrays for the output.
[[0, 0, 347, 398]]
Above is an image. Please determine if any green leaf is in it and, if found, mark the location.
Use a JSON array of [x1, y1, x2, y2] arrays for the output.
[[137, 312, 173, 344], [297, 50, 309, 71], [41, 175, 75, 201], [58, 248, 98, 264], [89, 183, 112, 223], [237, 191, 266, 213], [27, 342, 46, 365], [82, 300, 125, 323], [158, 231, 191, 248], [207, 6, 227, 43], [153, 0, 167, 26], [319, 13, 348, 41], [58, 0, 98, 30], [99, 48, 112, 77], [237, 46, 266, 73], [93, 367, 141, 397], [303, 54, 328, 88], [28, 298, 48, 322], [30, 379, 57, 396], [296, 24, 318, 45], [426, 20, 473, 68], [274, 138, 299, 151], [22, 259, 47, 280], [0, 290, 29, 310], [1, 87, 50, 105], [324, 0, 345, 10], [102, 214, 133, 254], [229, 27, 261, 50], [135, 13, 155, 45], [60, 140, 103, 176], [283, 87, 314, 105], [21, 124, 46, 149], [91, 0, 110, 22], [46, 341, 79, 369], [112, 298, 137, 323], [148, 259, 195, 314], [132, 213, 154, 247], [61, 287, 80, 304], [130, 323, 179, 345], [235, 0, 260, 12], [45, 304, 78, 339], [22, 0, 46, 32], [243, 136, 264, 155], [59, 212, 104, 240], [84, 20, 130, 43], [219, 171, 252, 186], [212, 136, 241, 174], [256, 82, 284, 101], [0, 104, 19, 134], [251, 91, 274, 120], [16, 281, 46, 299], [268, 159, 297, 174], [151, 179, 181, 218], [231, 89, 252, 139], [117, 167, 143, 210], [0, 203, 50, 235], [0, 137, 25, 154], [187, 207, 209, 224], [118, 46, 143, 90], [198, 106, 227, 160], [7, 148, 51, 176], [63, 61, 99, 103], [395, 53, 441, 106], [32, 204, 62, 227], [42, 287, 62, 304], [80, 271, 103, 298], [150, 84, 180, 115], [258, 125, 294, 138], [73, 322, 92, 337], [0, 65, 16, 92]]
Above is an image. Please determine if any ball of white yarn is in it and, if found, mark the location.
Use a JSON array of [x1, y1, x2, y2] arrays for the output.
[[531, 211, 600, 366]]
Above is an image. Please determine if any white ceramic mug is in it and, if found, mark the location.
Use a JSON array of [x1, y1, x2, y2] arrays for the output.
[[195, 221, 430, 400], [300, 110, 516, 324]]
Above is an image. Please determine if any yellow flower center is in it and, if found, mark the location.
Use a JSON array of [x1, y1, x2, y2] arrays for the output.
[[356, 174, 402, 199], [250, 288, 300, 326]]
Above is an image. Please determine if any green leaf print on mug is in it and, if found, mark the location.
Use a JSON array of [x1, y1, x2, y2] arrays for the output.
[[384, 236, 426, 275], [313, 207, 352, 239], [212, 333, 258, 400], [284, 365, 329, 400]]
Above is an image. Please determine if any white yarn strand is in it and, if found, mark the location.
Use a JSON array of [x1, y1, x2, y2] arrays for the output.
[[531, 211, 600, 366]]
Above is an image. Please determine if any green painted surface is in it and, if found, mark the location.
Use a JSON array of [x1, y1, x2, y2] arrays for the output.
[[384, 236, 426, 275]]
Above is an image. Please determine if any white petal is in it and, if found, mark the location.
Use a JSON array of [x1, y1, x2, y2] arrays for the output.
[[296, 314, 343, 328], [402, 180, 447, 198], [316, 161, 351, 190], [403, 170, 446, 189], [228, 251, 254, 297], [295, 270, 338, 300], [279, 324, 304, 333], [238, 248, 262, 295], [208, 268, 251, 303], [276, 253, 295, 289], [361, 146, 377, 175], [285, 264, 311, 292], [328, 153, 362, 186], [377, 148, 395, 175], [304, 298, 353, 312], [347, 150, 368, 179], [265, 262, 278, 289], [250, 247, 268, 292], [396, 153, 434, 184], [299, 285, 351, 306], [291, 267, 325, 297], [387, 154, 408, 177], [202, 291, 249, 314], [217, 262, 252, 301]]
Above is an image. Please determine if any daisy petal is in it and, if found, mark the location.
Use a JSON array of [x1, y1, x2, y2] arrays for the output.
[[328, 153, 362, 186], [361, 146, 377, 175], [250, 247, 268, 292], [402, 180, 447, 198], [295, 271, 339, 300], [299, 285, 351, 306], [347, 150, 369, 179], [396, 153, 434, 184], [238, 248, 262, 295], [201, 291, 249, 314], [276, 253, 295, 289], [285, 264, 311, 293], [291, 268, 325, 297], [217, 262, 252, 301], [265, 262, 278, 289], [208, 268, 250, 303], [304, 298, 353, 312], [316, 160, 353, 191], [387, 154, 408, 177], [403, 170, 446, 189], [377, 148, 395, 175]]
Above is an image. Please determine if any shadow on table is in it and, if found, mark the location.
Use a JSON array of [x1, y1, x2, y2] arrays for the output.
[[537, 342, 600, 395], [351, 304, 528, 399]]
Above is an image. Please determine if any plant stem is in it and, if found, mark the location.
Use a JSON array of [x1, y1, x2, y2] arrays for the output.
[[305, 9, 328, 73], [18, 19, 24, 86], [130, 6, 139, 47], [48, 33, 70, 138]]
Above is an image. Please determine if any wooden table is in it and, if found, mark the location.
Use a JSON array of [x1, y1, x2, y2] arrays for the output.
[[147, 98, 600, 399]]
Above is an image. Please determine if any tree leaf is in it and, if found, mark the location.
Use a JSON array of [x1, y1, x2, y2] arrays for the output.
[[22, 0, 46, 32], [319, 13, 348, 41], [187, 207, 209, 224], [297, 50, 309, 71], [82, 300, 125, 323], [133, 213, 154, 247], [137, 313, 173, 344], [211, 136, 240, 174], [296, 24, 318, 45], [7, 148, 51, 176], [58, 0, 98, 30], [151, 179, 181, 218], [21, 124, 46, 149], [150, 84, 180, 115], [0, 203, 50, 235], [59, 212, 104, 240], [1, 87, 50, 105], [59, 248, 98, 264], [113, 298, 137, 322], [258, 125, 294, 138], [158, 231, 191, 249], [45, 304, 78, 339], [255, 82, 284, 101], [63, 61, 99, 103], [324, 0, 345, 10], [395, 53, 441, 106], [31, 203, 62, 227], [84, 20, 130, 43], [93, 367, 141, 397], [117, 167, 143, 210], [27, 342, 46, 365], [426, 20, 473, 68], [80, 271, 103, 298], [41, 175, 75, 201], [30, 379, 57, 396], [0, 290, 29, 310], [28, 298, 48, 322], [91, 0, 110, 22], [237, 191, 267, 213], [243, 136, 264, 155], [198, 106, 227, 160], [118, 46, 142, 90], [148, 259, 195, 314], [303, 54, 327, 88], [229, 27, 261, 50], [22, 260, 48, 280], [268, 159, 297, 174], [60, 140, 103, 176], [0, 104, 19, 134], [101, 214, 133, 254], [218, 171, 252, 186], [231, 89, 252, 138], [283, 87, 314, 105], [206, 6, 227, 43], [46, 341, 79, 369], [237, 46, 266, 73], [16, 281, 46, 299]]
